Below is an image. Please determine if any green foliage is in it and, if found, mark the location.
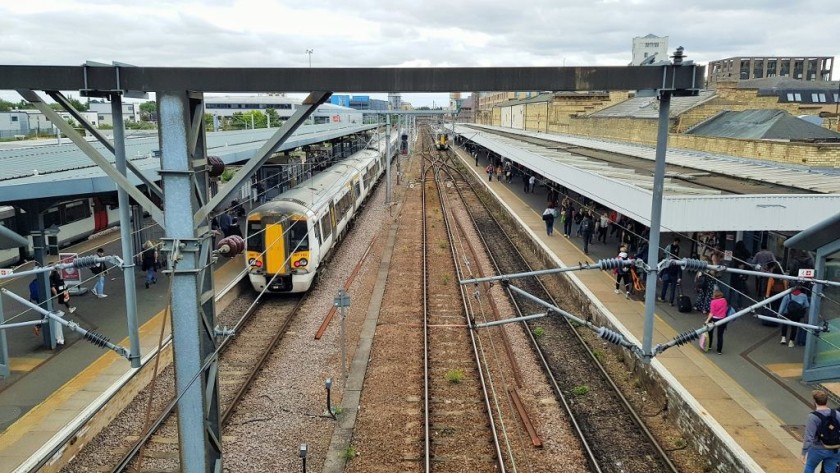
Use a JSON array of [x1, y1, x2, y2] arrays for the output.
[[98, 123, 114, 130], [344, 446, 357, 460], [0, 99, 14, 112], [124, 120, 156, 130], [139, 101, 156, 121], [441, 274, 451, 285], [445, 369, 464, 384], [265, 107, 280, 127], [332, 406, 344, 416], [593, 349, 604, 362], [532, 326, 545, 338], [220, 169, 236, 182], [572, 385, 589, 396]]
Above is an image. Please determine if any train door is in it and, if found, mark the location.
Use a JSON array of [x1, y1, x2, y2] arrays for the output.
[[264, 221, 289, 275], [92, 198, 108, 232]]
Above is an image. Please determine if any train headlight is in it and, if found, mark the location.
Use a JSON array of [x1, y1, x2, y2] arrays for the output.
[[298, 258, 308, 267]]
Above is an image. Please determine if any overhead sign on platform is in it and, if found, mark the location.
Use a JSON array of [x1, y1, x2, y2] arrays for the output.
[[59, 253, 81, 286]]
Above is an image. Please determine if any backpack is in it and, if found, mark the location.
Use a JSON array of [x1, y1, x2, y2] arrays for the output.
[[581, 218, 592, 232], [786, 298, 806, 318], [813, 409, 840, 449], [29, 279, 40, 302]]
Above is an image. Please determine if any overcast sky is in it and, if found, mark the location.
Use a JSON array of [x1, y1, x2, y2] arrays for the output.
[[1, 0, 838, 107]]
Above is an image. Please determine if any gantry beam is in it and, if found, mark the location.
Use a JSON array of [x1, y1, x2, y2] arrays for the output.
[[0, 65, 704, 93]]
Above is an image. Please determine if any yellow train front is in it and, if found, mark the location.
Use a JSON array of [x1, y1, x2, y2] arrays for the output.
[[245, 137, 392, 294], [434, 131, 449, 150]]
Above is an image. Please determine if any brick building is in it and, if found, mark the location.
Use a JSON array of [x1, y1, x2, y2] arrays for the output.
[[707, 56, 834, 87]]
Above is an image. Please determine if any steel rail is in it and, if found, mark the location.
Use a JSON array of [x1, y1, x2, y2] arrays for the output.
[[450, 144, 680, 473]]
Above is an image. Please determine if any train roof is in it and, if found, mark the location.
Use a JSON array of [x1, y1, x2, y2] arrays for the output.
[[251, 142, 385, 217]]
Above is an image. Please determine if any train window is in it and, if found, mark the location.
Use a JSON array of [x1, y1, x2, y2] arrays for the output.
[[43, 207, 61, 228], [313, 218, 322, 244], [246, 221, 264, 253], [64, 200, 91, 223], [288, 220, 309, 252], [354, 181, 361, 199], [320, 214, 332, 240]]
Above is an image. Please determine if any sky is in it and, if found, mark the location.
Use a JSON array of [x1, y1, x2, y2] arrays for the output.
[[1, 0, 839, 107]]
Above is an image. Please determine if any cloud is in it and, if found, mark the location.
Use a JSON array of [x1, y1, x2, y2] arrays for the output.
[[0, 0, 838, 106]]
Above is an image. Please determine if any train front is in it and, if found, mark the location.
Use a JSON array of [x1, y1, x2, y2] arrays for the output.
[[245, 207, 315, 293]]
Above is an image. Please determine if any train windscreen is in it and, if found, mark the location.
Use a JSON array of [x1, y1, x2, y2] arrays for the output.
[[247, 221, 264, 253], [288, 220, 309, 252]]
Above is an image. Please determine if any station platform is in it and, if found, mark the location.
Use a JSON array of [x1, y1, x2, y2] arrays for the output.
[[456, 147, 816, 472], [0, 231, 245, 472]]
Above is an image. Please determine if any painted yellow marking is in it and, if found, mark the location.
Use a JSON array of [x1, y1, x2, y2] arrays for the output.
[[766, 363, 804, 378], [9, 357, 48, 372]]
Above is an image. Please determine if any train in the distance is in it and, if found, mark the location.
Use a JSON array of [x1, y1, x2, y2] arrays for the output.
[[245, 135, 395, 293], [434, 130, 450, 150]]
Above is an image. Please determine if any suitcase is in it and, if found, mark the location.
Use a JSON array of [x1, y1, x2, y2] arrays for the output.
[[677, 285, 692, 313]]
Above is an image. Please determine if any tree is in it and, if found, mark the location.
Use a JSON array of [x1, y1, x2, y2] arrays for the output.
[[139, 101, 157, 121], [265, 108, 280, 127]]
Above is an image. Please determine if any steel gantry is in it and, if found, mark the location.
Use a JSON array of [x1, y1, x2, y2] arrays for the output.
[[0, 58, 704, 473]]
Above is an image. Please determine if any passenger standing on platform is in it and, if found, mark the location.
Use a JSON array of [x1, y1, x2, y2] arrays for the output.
[[597, 212, 609, 243], [218, 210, 233, 237], [730, 241, 751, 308], [659, 258, 683, 306], [801, 389, 840, 473], [765, 262, 789, 320], [541, 206, 555, 236], [779, 286, 809, 347], [474, 152, 478, 166], [142, 241, 158, 289], [90, 248, 108, 298], [608, 210, 620, 238], [528, 175, 536, 193], [613, 252, 632, 298], [704, 289, 729, 354], [694, 257, 715, 313], [580, 212, 594, 254], [561, 199, 575, 238], [751, 244, 776, 296], [486, 164, 494, 182], [50, 270, 75, 314]]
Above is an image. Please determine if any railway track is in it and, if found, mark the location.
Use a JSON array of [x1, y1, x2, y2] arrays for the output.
[[421, 142, 503, 472], [447, 146, 680, 472]]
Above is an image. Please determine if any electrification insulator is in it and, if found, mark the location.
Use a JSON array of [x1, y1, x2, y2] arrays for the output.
[[598, 257, 632, 271], [71, 255, 99, 268], [216, 235, 245, 257], [680, 258, 706, 272], [672, 330, 701, 347], [596, 327, 626, 346], [84, 330, 112, 349], [207, 156, 225, 178]]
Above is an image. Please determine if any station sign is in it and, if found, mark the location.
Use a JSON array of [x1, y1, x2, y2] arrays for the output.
[[59, 253, 82, 285], [798, 268, 815, 279], [0, 268, 13, 277]]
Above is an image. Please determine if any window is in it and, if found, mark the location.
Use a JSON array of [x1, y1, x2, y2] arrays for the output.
[[812, 93, 826, 103], [64, 200, 91, 223], [780, 61, 790, 77], [794, 60, 804, 79], [834, 93, 839, 103], [787, 93, 795, 101], [246, 221, 264, 253], [740, 62, 750, 80], [10, 116, 18, 122], [767, 60, 777, 77], [320, 214, 332, 240], [288, 220, 309, 252], [753, 61, 763, 79], [643, 52, 648, 58], [794, 93, 802, 101]]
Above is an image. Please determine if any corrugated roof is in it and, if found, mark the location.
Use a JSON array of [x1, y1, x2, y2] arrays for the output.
[[687, 110, 840, 140], [588, 90, 717, 119], [0, 123, 376, 202]]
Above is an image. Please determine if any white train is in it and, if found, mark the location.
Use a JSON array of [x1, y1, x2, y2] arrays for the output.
[[245, 136, 395, 293], [0, 198, 120, 267]]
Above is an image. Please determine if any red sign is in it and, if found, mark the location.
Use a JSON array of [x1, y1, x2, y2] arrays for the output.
[[59, 253, 81, 284], [332, 115, 340, 122]]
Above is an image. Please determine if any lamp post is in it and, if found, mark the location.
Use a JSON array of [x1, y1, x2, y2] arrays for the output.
[[305, 49, 313, 68]]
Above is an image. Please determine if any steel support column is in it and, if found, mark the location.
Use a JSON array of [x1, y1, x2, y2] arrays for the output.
[[111, 95, 142, 368], [641, 91, 672, 360], [158, 91, 221, 473]]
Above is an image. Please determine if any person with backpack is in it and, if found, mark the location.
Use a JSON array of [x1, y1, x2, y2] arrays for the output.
[[802, 389, 840, 473], [764, 262, 788, 324], [541, 206, 555, 236], [613, 251, 632, 299], [90, 248, 108, 298], [779, 286, 809, 347]]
